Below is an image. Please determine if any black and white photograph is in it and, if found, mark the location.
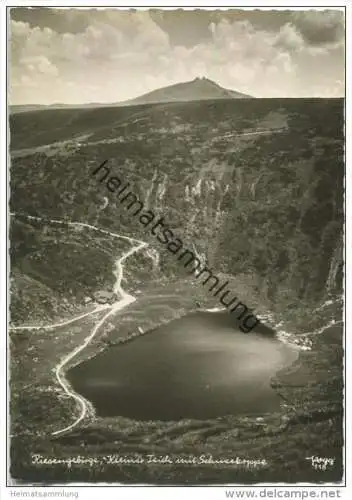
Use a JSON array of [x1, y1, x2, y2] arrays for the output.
[[4, 4, 347, 489]]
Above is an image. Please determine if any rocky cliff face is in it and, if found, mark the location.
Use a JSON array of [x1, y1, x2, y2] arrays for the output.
[[10, 98, 344, 317]]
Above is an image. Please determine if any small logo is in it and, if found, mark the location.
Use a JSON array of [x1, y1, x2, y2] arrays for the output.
[[305, 456, 335, 471]]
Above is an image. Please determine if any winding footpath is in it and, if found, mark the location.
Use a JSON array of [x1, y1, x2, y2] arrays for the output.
[[10, 212, 148, 436], [10, 212, 142, 244], [9, 304, 110, 331], [52, 240, 147, 436]]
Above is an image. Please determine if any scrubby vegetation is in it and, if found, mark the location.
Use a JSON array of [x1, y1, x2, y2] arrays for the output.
[[10, 98, 343, 308]]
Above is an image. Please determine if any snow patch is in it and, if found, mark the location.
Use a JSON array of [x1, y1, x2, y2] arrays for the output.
[[205, 307, 226, 312], [185, 185, 191, 202], [192, 179, 202, 196]]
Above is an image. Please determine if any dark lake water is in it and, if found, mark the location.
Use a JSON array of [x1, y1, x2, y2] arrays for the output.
[[67, 311, 298, 421]]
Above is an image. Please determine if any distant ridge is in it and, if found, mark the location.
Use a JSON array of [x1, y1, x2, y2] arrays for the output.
[[10, 77, 253, 113]]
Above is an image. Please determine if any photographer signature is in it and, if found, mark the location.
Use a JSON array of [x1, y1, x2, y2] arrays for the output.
[[305, 456, 335, 471]]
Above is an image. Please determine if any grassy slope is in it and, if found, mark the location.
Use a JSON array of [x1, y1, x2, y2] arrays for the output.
[[10, 217, 133, 324]]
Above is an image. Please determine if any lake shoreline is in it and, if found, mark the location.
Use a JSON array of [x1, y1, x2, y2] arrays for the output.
[[67, 309, 300, 421], [60, 293, 318, 430], [53, 277, 342, 437]]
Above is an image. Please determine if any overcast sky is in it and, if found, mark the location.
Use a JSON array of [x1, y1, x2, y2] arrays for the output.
[[9, 8, 345, 104]]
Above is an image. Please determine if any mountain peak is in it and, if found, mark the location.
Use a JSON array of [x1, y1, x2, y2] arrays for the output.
[[123, 78, 253, 106]]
